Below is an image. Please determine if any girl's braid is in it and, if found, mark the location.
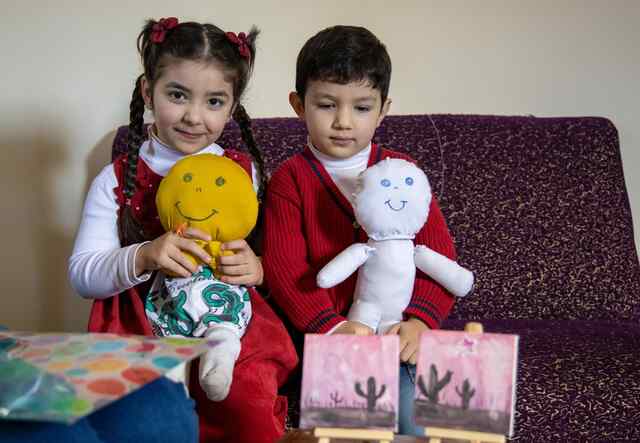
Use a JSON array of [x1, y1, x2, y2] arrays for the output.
[[117, 74, 147, 246], [232, 103, 266, 252], [233, 103, 266, 200]]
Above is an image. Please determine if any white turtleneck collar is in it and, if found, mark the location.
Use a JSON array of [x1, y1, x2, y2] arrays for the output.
[[308, 139, 372, 203], [308, 139, 371, 170], [140, 126, 225, 177]]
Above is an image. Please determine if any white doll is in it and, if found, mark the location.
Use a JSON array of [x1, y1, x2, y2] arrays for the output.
[[316, 158, 474, 334]]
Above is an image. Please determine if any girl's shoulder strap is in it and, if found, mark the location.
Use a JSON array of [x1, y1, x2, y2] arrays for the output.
[[112, 126, 130, 160], [223, 149, 253, 180], [111, 153, 130, 210], [112, 153, 128, 184], [111, 153, 161, 207]]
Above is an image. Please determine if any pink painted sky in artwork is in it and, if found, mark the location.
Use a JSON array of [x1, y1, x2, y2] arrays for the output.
[[301, 334, 399, 410], [415, 330, 518, 414]]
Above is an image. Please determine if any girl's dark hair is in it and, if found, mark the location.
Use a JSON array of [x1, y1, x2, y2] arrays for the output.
[[295, 25, 391, 105], [119, 19, 263, 246]]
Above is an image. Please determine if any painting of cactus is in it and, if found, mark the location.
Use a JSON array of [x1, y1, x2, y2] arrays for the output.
[[414, 330, 519, 437], [355, 376, 386, 412], [417, 364, 452, 403], [300, 334, 399, 430], [456, 378, 476, 410], [329, 391, 343, 407]]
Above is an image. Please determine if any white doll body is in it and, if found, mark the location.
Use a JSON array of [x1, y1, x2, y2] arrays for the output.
[[317, 158, 474, 334], [351, 239, 416, 333]]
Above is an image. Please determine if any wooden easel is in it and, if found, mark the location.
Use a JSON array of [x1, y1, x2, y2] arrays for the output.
[[313, 427, 393, 443], [424, 426, 505, 443], [423, 322, 505, 443]]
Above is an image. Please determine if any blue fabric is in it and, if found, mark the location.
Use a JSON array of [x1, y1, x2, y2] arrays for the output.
[[397, 362, 422, 436], [0, 377, 198, 443]]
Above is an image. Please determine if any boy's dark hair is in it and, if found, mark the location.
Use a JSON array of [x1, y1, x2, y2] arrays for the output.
[[120, 19, 265, 246], [295, 25, 392, 105]]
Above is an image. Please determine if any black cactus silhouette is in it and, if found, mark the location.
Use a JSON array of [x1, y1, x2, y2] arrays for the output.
[[329, 390, 343, 406], [417, 364, 453, 404], [355, 376, 386, 412], [455, 378, 476, 409]]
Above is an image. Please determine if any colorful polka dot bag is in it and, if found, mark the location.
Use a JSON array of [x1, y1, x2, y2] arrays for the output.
[[0, 331, 217, 423]]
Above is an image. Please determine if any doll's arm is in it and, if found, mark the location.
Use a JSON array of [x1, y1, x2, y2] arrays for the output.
[[414, 245, 474, 298], [317, 243, 374, 288], [406, 192, 457, 328]]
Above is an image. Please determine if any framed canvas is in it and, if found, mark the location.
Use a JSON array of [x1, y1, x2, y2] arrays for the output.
[[300, 334, 399, 430], [414, 330, 519, 436]]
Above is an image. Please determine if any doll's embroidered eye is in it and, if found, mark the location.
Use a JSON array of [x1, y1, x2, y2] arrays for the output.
[[405, 177, 414, 186], [215, 176, 226, 187], [183, 173, 193, 183], [381, 179, 391, 187]]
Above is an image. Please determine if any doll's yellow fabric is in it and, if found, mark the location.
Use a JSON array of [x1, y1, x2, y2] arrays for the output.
[[156, 153, 258, 270]]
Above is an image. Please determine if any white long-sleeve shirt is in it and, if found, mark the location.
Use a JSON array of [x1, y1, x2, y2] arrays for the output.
[[68, 132, 258, 299]]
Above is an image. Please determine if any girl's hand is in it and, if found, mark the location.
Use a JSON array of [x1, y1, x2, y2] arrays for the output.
[[136, 227, 212, 278], [218, 239, 263, 286], [385, 317, 429, 365], [332, 320, 374, 336]]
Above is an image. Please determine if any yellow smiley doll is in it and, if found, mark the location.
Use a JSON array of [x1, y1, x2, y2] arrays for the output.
[[155, 153, 259, 272], [149, 153, 258, 402]]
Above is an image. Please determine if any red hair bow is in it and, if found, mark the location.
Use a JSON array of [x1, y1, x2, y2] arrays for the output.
[[151, 17, 179, 44], [226, 32, 251, 60]]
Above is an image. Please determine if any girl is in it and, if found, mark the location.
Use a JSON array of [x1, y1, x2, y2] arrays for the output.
[[69, 17, 297, 443]]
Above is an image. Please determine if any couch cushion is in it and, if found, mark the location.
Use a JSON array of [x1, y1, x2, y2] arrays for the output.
[[443, 319, 640, 441]]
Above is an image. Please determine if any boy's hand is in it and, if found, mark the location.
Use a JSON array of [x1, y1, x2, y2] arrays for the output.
[[136, 227, 212, 278], [218, 239, 263, 286], [332, 321, 374, 336], [386, 317, 429, 365]]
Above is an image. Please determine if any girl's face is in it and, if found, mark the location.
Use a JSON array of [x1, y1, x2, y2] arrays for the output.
[[142, 59, 235, 155]]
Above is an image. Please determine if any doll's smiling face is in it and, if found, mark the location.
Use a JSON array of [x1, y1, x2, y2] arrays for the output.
[[354, 158, 431, 239], [156, 153, 258, 242]]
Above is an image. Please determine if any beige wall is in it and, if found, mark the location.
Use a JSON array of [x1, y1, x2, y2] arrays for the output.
[[1, 1, 638, 332]]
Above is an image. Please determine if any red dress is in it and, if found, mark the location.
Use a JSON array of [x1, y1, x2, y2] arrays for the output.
[[88, 150, 298, 443]]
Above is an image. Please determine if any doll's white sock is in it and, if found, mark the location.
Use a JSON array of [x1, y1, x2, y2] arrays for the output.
[[199, 327, 241, 401]]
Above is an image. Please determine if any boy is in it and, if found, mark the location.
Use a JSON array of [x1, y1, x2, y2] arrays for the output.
[[262, 25, 457, 435]]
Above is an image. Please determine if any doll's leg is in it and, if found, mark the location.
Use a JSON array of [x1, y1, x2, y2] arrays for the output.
[[199, 326, 241, 401], [193, 278, 252, 401], [347, 298, 382, 331], [378, 318, 403, 335]]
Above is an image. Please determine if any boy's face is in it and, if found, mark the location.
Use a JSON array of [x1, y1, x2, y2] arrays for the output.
[[290, 80, 390, 159]]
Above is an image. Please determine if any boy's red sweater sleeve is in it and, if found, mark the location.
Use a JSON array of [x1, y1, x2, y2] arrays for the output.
[[404, 194, 457, 329], [263, 165, 346, 334]]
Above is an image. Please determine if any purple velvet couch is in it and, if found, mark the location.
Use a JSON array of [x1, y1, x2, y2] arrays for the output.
[[113, 114, 640, 441]]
